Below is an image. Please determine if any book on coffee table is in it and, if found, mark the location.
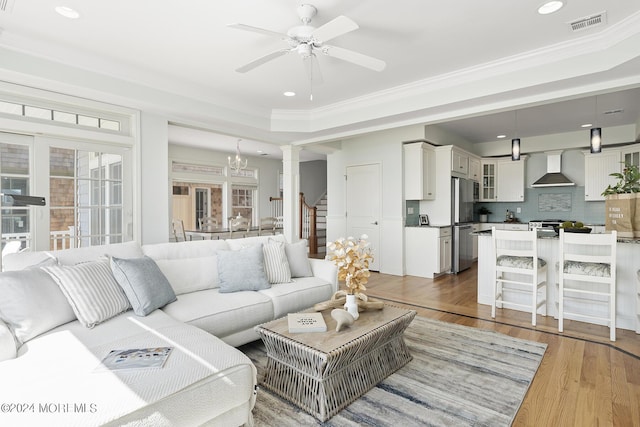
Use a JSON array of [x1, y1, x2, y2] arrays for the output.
[[95, 347, 173, 372], [287, 312, 327, 333]]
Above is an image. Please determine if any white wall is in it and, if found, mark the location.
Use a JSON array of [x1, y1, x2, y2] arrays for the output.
[[327, 125, 424, 276], [300, 160, 327, 205]]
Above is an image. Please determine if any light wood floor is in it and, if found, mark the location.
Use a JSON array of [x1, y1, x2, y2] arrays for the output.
[[364, 263, 640, 427]]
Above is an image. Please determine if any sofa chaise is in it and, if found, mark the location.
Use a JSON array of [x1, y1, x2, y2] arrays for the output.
[[0, 234, 337, 426]]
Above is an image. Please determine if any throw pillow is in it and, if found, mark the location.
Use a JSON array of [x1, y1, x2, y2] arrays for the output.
[[263, 239, 292, 284], [217, 244, 270, 293], [285, 240, 313, 277], [43, 260, 131, 328], [0, 268, 76, 344], [110, 256, 177, 316]]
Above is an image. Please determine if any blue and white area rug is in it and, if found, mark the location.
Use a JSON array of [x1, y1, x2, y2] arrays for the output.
[[241, 316, 547, 426]]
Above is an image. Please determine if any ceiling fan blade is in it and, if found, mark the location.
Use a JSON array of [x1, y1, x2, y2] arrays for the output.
[[311, 15, 358, 43], [236, 49, 291, 73], [303, 54, 324, 85], [323, 45, 386, 72], [228, 23, 287, 40]]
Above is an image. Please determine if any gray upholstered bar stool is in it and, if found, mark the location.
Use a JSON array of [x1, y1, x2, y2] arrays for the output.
[[558, 229, 617, 341], [491, 227, 548, 326]]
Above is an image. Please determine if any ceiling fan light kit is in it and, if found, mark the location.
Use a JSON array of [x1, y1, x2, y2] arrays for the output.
[[229, 3, 386, 87]]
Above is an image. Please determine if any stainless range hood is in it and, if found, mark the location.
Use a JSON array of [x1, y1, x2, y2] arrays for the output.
[[531, 151, 575, 187]]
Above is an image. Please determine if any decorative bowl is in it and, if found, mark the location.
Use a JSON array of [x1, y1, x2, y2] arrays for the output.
[[553, 226, 592, 234]]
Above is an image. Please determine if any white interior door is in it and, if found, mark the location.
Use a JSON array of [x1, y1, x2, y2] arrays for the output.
[[346, 164, 381, 271]]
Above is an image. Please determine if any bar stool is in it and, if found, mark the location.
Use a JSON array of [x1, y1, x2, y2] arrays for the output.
[[558, 229, 617, 341], [491, 227, 547, 326]]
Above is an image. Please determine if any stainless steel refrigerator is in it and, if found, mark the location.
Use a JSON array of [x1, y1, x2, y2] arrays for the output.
[[451, 177, 474, 273]]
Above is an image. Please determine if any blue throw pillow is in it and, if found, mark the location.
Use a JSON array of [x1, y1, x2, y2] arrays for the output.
[[110, 256, 177, 316], [217, 244, 271, 293]]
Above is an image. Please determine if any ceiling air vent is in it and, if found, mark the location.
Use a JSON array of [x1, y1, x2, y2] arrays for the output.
[[568, 11, 606, 32], [0, 0, 15, 13]]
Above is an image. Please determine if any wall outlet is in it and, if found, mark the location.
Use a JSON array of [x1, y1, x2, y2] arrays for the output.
[[516, 207, 521, 213], [408, 207, 414, 214]]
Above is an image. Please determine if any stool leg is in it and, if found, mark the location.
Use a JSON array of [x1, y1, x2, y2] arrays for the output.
[[610, 283, 616, 341], [558, 279, 564, 333]]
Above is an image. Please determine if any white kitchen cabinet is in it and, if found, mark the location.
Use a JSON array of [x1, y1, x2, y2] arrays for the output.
[[469, 157, 481, 182], [405, 226, 451, 278], [480, 160, 497, 201], [451, 148, 469, 177], [496, 159, 525, 202], [439, 227, 452, 273], [404, 142, 435, 200], [480, 158, 525, 202], [472, 223, 479, 260], [584, 150, 620, 201], [621, 143, 640, 168]]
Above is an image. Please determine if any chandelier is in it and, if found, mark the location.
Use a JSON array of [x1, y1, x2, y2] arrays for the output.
[[228, 139, 248, 172]]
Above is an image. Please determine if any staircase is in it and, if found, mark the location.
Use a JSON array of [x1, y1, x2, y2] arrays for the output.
[[315, 193, 327, 257]]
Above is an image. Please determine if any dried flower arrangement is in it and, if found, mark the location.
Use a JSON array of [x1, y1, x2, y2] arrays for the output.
[[326, 234, 373, 296]]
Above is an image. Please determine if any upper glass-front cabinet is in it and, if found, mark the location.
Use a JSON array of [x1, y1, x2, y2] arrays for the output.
[[480, 161, 496, 201]]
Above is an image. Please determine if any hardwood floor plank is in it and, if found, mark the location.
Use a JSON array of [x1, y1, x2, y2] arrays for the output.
[[361, 267, 640, 426]]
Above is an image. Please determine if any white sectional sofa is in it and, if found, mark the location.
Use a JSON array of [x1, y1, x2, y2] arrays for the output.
[[0, 235, 337, 427]]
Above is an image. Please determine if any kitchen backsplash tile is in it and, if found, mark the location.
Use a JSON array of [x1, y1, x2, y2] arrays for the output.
[[476, 186, 605, 225]]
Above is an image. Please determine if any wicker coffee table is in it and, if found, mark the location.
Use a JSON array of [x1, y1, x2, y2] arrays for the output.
[[255, 305, 416, 421]]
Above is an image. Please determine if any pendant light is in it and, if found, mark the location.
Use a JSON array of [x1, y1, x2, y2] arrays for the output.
[[511, 110, 520, 161], [590, 96, 602, 153], [228, 139, 248, 172]]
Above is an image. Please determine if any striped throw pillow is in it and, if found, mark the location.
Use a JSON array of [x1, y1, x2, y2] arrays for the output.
[[263, 240, 292, 284], [43, 260, 131, 328]]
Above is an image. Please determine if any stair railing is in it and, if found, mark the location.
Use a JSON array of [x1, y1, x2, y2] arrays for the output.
[[268, 193, 318, 254]]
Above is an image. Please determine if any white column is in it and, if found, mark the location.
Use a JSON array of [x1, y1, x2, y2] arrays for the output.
[[280, 145, 301, 243]]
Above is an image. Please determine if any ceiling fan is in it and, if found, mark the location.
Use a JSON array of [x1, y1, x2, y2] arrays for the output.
[[229, 4, 386, 78]]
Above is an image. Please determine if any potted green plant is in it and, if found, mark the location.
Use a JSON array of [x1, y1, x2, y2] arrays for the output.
[[601, 163, 640, 238], [477, 206, 492, 223], [601, 163, 640, 195]]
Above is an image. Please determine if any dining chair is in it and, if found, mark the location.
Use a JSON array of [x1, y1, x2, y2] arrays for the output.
[[198, 216, 219, 231], [229, 216, 251, 239], [258, 217, 278, 236], [491, 227, 548, 326], [558, 229, 617, 341], [171, 219, 188, 242]]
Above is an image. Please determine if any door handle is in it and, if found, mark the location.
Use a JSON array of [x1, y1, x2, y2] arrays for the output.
[[371, 221, 378, 225]]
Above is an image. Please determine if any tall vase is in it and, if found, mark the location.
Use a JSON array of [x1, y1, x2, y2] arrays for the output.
[[344, 294, 359, 320]]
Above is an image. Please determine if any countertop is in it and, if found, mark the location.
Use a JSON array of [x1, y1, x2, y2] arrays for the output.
[[473, 229, 640, 243], [405, 224, 453, 229]]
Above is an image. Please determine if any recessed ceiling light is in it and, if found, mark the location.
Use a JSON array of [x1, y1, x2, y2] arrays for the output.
[[283, 91, 296, 97], [580, 123, 592, 128], [497, 135, 507, 139], [537, 1, 564, 15], [55, 6, 80, 19]]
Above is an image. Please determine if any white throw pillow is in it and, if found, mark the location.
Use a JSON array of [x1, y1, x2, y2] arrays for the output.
[[285, 240, 313, 277], [263, 240, 292, 284], [43, 260, 131, 328], [0, 267, 76, 344]]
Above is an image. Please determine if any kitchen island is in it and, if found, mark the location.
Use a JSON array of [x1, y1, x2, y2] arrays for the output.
[[476, 230, 640, 333]]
